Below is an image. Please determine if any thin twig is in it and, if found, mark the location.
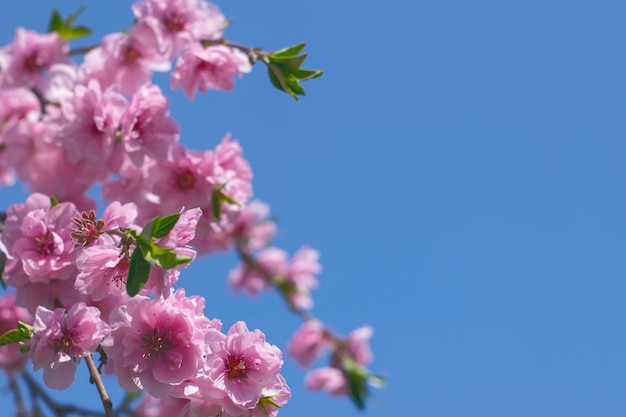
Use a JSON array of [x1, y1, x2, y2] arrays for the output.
[[8, 374, 28, 417], [22, 372, 105, 417], [85, 354, 115, 417]]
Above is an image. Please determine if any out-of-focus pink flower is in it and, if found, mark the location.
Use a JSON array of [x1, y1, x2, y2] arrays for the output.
[[228, 247, 287, 296], [0, 293, 33, 374], [171, 44, 251, 99], [304, 367, 349, 396], [347, 326, 374, 366], [59, 79, 128, 165], [30, 302, 110, 389], [150, 143, 215, 214], [232, 200, 276, 251], [285, 246, 321, 310], [121, 84, 179, 166], [132, 0, 226, 59], [81, 24, 170, 95], [286, 319, 331, 368], [0, 28, 69, 89]]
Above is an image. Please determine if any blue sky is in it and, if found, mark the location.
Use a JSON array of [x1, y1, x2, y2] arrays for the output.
[[2, 1, 626, 416]]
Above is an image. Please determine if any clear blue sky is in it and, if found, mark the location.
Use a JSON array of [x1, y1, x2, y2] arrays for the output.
[[2, 1, 626, 416]]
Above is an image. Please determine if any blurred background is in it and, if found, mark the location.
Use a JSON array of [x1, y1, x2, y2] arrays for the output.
[[1, 1, 626, 416]]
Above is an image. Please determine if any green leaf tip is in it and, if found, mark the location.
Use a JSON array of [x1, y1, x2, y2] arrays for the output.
[[48, 7, 93, 41], [266, 43, 323, 101]]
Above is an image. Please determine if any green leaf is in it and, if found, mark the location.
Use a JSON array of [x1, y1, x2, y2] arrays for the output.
[[212, 193, 222, 219], [48, 10, 64, 33], [146, 245, 192, 269], [272, 43, 306, 58], [140, 217, 157, 242], [127, 248, 151, 297], [17, 321, 33, 339], [269, 54, 307, 68], [291, 68, 324, 81], [342, 357, 369, 410], [0, 329, 29, 347], [19, 341, 30, 353], [48, 7, 93, 41], [153, 213, 180, 239], [65, 5, 86, 27], [49, 195, 59, 207], [268, 63, 297, 100]]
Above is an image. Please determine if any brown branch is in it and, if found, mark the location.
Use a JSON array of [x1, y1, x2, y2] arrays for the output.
[[8, 374, 28, 417], [85, 354, 115, 417], [21, 372, 105, 417]]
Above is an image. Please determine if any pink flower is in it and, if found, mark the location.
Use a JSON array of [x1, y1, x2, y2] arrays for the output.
[[121, 84, 179, 166], [201, 321, 283, 410], [75, 234, 131, 301], [285, 246, 321, 310], [30, 302, 110, 389], [347, 326, 374, 366], [104, 291, 208, 397], [286, 319, 331, 368], [228, 248, 287, 297], [149, 143, 216, 215], [81, 24, 170, 95], [59, 79, 128, 165], [132, 0, 226, 59], [9, 199, 78, 283], [232, 200, 276, 252], [0, 293, 33, 374], [305, 367, 349, 396], [0, 28, 69, 89], [171, 44, 251, 99]]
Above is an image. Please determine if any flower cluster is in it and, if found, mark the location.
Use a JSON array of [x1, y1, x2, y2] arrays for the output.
[[0, 0, 379, 415]]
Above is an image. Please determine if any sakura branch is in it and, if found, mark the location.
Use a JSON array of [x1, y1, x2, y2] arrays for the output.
[[0, 0, 381, 416]]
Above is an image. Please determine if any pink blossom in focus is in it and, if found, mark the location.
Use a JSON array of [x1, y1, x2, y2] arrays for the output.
[[0, 293, 33, 374], [0, 28, 69, 89], [30, 302, 111, 389], [200, 321, 284, 411], [132, 0, 226, 59], [9, 199, 78, 283], [104, 291, 208, 397], [75, 234, 131, 301], [304, 367, 349, 396], [171, 44, 251, 99], [286, 319, 330, 368]]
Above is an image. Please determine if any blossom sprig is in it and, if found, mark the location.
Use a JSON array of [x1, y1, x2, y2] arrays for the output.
[[0, 0, 381, 415], [228, 202, 384, 409]]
